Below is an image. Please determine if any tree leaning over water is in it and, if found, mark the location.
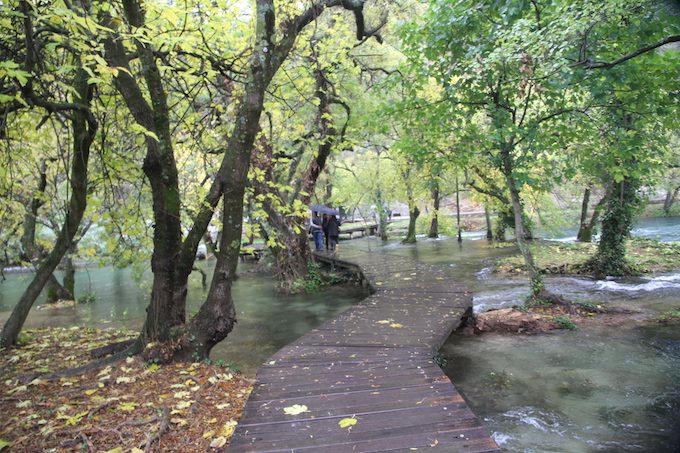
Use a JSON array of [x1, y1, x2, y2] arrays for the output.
[[0, 0, 98, 348], [102, 0, 377, 362], [1, 0, 378, 359]]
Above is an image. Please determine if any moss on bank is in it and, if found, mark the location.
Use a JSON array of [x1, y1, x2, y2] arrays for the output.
[[494, 237, 680, 276]]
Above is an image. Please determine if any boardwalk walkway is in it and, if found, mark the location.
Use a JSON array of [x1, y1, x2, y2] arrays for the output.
[[229, 250, 501, 453]]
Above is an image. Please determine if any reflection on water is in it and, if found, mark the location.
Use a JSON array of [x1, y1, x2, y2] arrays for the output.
[[0, 260, 364, 376]]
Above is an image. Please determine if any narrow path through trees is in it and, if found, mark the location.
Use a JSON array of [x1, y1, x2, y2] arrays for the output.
[[229, 250, 500, 452]]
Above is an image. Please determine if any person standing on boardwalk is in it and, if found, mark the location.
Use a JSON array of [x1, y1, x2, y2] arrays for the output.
[[310, 211, 324, 251], [323, 214, 341, 251]]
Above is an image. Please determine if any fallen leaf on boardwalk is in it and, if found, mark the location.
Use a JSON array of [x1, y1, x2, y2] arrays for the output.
[[283, 404, 309, 415], [338, 417, 357, 428], [390, 323, 404, 328]]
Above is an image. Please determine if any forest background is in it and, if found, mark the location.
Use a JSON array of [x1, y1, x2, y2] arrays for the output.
[[1, 0, 679, 366]]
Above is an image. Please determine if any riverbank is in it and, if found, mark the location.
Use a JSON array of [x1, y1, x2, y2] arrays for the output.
[[459, 236, 680, 335]]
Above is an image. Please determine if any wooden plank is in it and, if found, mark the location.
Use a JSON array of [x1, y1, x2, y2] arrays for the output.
[[229, 250, 501, 453]]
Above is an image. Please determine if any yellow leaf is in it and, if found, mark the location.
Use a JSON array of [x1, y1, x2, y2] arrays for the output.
[[283, 404, 309, 415], [147, 363, 161, 373], [218, 420, 237, 437], [0, 439, 10, 450], [210, 437, 227, 448], [131, 449, 144, 453], [338, 417, 357, 428], [85, 389, 98, 395], [118, 402, 137, 411], [203, 430, 215, 439], [207, 418, 218, 424], [390, 323, 404, 328]]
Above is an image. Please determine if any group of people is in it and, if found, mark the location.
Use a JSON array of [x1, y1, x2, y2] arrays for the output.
[[309, 211, 341, 251]]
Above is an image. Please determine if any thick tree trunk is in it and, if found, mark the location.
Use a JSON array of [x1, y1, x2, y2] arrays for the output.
[[402, 206, 420, 243], [1, 67, 95, 348], [586, 177, 641, 278], [45, 274, 74, 303]]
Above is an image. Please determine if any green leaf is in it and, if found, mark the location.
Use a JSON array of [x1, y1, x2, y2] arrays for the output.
[[338, 417, 357, 428]]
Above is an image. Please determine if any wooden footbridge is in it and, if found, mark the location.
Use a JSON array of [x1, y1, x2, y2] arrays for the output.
[[229, 249, 501, 453]]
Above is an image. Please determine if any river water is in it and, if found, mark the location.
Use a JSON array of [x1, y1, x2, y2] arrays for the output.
[[1, 217, 679, 452]]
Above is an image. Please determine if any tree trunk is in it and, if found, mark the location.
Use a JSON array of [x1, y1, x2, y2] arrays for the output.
[[45, 274, 74, 303], [506, 172, 544, 297], [663, 186, 679, 217], [402, 206, 420, 243], [577, 186, 606, 242], [1, 66, 95, 348], [455, 176, 462, 242], [428, 182, 440, 238], [586, 177, 641, 278], [576, 186, 592, 242], [485, 205, 493, 239]]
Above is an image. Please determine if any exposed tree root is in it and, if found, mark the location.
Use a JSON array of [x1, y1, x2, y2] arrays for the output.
[[142, 404, 171, 452], [533, 290, 575, 314]]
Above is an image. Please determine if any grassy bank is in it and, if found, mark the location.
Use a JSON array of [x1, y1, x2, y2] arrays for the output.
[[494, 237, 680, 275]]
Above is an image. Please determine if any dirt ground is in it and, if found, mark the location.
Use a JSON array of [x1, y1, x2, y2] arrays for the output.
[[0, 327, 254, 453]]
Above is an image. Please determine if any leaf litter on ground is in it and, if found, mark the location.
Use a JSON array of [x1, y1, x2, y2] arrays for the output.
[[0, 326, 253, 452]]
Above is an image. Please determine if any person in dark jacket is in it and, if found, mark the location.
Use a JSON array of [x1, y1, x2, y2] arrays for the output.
[[322, 214, 341, 250], [310, 212, 324, 250]]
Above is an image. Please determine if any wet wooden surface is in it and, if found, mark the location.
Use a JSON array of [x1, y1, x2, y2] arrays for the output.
[[229, 250, 501, 452]]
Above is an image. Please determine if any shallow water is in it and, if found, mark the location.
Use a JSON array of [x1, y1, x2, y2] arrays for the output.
[[0, 260, 364, 376]]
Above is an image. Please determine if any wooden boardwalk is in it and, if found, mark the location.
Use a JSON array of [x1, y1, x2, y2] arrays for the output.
[[229, 250, 501, 453]]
